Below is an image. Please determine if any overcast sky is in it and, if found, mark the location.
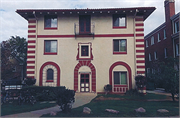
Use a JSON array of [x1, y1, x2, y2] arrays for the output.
[[0, 0, 180, 42]]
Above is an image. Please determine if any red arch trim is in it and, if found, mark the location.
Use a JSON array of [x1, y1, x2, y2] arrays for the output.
[[109, 61, 132, 89], [39, 62, 60, 86]]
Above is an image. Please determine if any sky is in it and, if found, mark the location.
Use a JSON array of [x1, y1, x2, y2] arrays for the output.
[[0, 0, 180, 42]]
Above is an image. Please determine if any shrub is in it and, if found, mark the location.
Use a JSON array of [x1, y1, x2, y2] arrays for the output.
[[125, 89, 141, 96], [135, 75, 147, 89]]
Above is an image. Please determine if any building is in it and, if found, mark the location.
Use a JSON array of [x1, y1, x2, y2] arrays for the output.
[[16, 7, 155, 93], [145, 0, 179, 76]]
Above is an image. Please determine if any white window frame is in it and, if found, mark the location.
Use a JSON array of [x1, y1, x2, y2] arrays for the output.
[[79, 43, 91, 59], [151, 36, 154, 45], [175, 21, 179, 33]]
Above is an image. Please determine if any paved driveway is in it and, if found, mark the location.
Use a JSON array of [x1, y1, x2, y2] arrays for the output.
[[1, 92, 97, 117]]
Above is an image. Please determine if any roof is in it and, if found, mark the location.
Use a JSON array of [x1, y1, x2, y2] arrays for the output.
[[16, 7, 156, 21]]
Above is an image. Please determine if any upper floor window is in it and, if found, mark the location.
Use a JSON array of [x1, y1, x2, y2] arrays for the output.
[[44, 15, 57, 29], [175, 21, 179, 33], [146, 40, 148, 47], [113, 39, 127, 54], [164, 29, 166, 39], [113, 14, 126, 28], [79, 15, 91, 34], [114, 71, 127, 85], [44, 40, 57, 55], [77, 43, 93, 60], [47, 69, 54, 81], [164, 48, 167, 58], [81, 45, 89, 56], [154, 51, 157, 60], [151, 36, 154, 45], [176, 43, 179, 56], [157, 33, 161, 42], [149, 53, 152, 61]]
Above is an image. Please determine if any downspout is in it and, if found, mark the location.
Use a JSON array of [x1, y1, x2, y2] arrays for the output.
[[33, 11, 38, 80]]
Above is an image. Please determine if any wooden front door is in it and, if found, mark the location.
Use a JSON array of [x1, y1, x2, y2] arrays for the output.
[[80, 74, 90, 92]]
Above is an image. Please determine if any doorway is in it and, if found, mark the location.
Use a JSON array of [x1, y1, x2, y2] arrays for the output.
[[80, 74, 90, 92]]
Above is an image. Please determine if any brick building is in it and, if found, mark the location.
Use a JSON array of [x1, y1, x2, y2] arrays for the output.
[[145, 0, 179, 75]]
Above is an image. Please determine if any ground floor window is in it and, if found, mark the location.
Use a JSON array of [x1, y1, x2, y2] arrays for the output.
[[114, 72, 127, 85], [47, 69, 54, 80]]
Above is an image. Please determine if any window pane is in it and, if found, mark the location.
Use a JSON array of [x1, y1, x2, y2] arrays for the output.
[[51, 18, 57, 27], [81, 46, 89, 56], [113, 17, 119, 27], [114, 72, 120, 84], [45, 41, 51, 52], [114, 40, 119, 51], [120, 40, 126, 51], [121, 72, 127, 85], [119, 17, 125, 26], [51, 41, 57, 52], [85, 79, 89, 83], [45, 18, 51, 28], [47, 69, 53, 80], [86, 16, 90, 32]]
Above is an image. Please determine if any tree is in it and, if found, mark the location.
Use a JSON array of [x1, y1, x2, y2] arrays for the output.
[[147, 57, 179, 101], [1, 36, 27, 80]]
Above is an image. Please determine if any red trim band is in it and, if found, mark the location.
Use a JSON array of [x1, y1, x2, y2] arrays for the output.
[[27, 56, 35, 58], [113, 26, 126, 29], [135, 23, 144, 26], [135, 18, 144, 21], [28, 45, 35, 48], [27, 51, 35, 53], [136, 60, 145, 63], [136, 50, 145, 53], [28, 35, 36, 38], [113, 52, 127, 54], [27, 71, 35, 74], [28, 40, 36, 43], [136, 39, 144, 42], [28, 30, 36, 33], [137, 66, 145, 68], [137, 71, 145, 74], [27, 61, 35, 64], [136, 29, 144, 32], [136, 44, 145, 48], [28, 25, 36, 28], [46, 80, 54, 82], [136, 34, 144, 37], [44, 52, 57, 55], [44, 27, 57, 30], [136, 55, 145, 58], [28, 20, 36, 23], [27, 66, 35, 69]]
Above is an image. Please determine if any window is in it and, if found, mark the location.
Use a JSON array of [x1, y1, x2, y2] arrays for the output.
[[146, 40, 148, 47], [44, 40, 57, 55], [158, 33, 161, 42], [164, 29, 166, 39], [79, 15, 91, 34], [175, 21, 179, 33], [149, 53, 152, 61], [114, 72, 127, 85], [147, 68, 150, 74], [47, 69, 54, 81], [44, 15, 57, 29], [164, 48, 167, 58], [81, 45, 89, 56], [151, 36, 154, 45], [154, 51, 157, 60], [176, 43, 179, 56], [113, 39, 127, 54], [113, 14, 126, 28]]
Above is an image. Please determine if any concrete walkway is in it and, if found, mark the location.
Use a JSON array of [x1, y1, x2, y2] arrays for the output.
[[1, 92, 97, 117]]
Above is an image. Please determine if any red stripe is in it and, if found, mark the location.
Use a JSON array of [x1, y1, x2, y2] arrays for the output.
[[136, 50, 145, 53], [136, 39, 144, 42], [136, 29, 144, 32], [28, 35, 36, 38], [28, 30, 36, 33], [27, 51, 35, 53], [136, 34, 144, 37], [44, 28, 57, 30], [137, 66, 145, 68], [27, 71, 35, 74], [27, 56, 35, 58], [136, 23, 144, 26], [37, 34, 134, 38], [27, 76, 35, 79], [28, 25, 36, 28], [28, 20, 36, 23], [136, 55, 145, 58], [27, 66, 35, 69], [27, 61, 35, 64], [28, 40, 36, 43], [44, 52, 57, 55], [28, 45, 35, 48], [135, 18, 144, 21], [137, 71, 145, 74], [136, 60, 145, 63], [136, 44, 145, 48]]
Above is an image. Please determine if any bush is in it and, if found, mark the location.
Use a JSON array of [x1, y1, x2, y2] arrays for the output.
[[125, 89, 141, 96], [135, 75, 146, 89]]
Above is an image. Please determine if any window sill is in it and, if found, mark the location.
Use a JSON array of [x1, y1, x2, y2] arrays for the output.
[[114, 85, 128, 87], [44, 27, 57, 30], [113, 52, 127, 54], [44, 52, 57, 55], [113, 26, 126, 29], [46, 80, 54, 82]]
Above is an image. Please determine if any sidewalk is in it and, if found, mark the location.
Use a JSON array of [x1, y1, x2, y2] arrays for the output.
[[1, 92, 97, 117]]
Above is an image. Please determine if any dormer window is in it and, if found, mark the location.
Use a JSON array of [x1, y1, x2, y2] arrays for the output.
[[113, 14, 126, 28], [44, 15, 57, 29]]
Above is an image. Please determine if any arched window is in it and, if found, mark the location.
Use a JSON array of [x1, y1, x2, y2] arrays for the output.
[[47, 69, 54, 80]]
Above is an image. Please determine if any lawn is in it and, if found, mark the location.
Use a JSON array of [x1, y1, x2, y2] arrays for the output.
[[1, 101, 57, 116], [41, 93, 179, 117]]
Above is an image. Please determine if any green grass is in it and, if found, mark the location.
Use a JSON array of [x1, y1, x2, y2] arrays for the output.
[[41, 93, 179, 117], [1, 101, 57, 116]]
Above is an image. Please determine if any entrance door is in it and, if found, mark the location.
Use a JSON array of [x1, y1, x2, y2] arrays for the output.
[[80, 74, 89, 92]]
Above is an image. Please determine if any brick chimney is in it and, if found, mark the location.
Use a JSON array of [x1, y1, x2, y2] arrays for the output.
[[164, 0, 175, 23]]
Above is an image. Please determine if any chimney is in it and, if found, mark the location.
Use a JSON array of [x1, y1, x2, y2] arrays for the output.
[[164, 0, 175, 23]]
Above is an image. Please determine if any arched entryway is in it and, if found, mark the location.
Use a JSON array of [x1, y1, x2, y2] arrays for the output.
[[74, 60, 96, 92], [109, 61, 132, 93], [39, 62, 60, 86]]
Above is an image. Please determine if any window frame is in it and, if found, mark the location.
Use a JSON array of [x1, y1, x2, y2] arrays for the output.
[[175, 21, 179, 33], [157, 33, 161, 42], [151, 36, 154, 45], [77, 43, 93, 60], [113, 71, 127, 85], [149, 53, 152, 61], [44, 15, 58, 30], [113, 39, 127, 54], [154, 51, 157, 60], [113, 14, 126, 29], [44, 40, 57, 55]]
